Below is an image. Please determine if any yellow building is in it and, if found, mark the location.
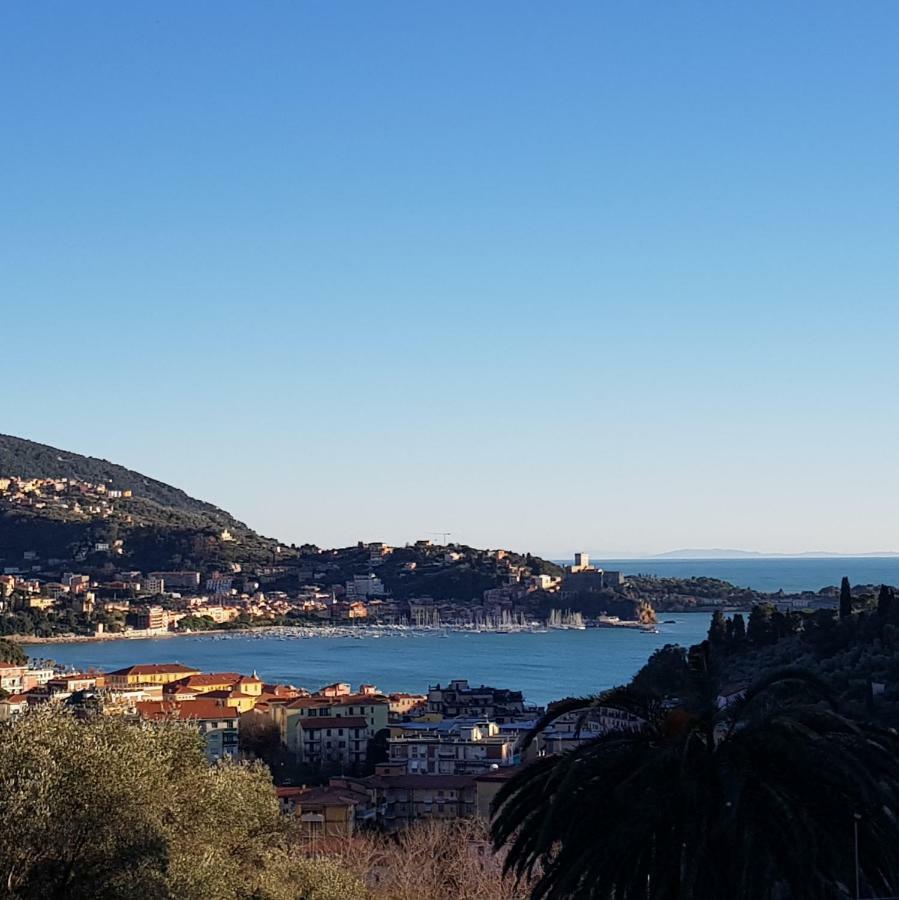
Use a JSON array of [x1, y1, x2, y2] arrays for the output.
[[105, 663, 200, 688], [388, 692, 427, 716], [271, 692, 390, 766]]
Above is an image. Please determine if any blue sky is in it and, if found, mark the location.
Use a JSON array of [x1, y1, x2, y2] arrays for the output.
[[2, 3, 898, 556]]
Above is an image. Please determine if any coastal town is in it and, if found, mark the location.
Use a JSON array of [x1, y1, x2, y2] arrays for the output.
[[0, 653, 625, 837], [0, 474, 660, 637], [1, 468, 852, 649]]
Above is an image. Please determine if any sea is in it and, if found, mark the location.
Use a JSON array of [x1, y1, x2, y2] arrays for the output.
[[590, 557, 899, 594], [40, 615, 711, 708]]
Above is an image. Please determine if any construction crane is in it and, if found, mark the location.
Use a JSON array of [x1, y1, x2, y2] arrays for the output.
[[429, 531, 453, 545]]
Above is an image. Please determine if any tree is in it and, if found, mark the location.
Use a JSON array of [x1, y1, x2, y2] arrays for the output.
[[630, 645, 689, 698], [731, 612, 746, 642], [747, 603, 776, 645], [877, 584, 893, 620], [0, 706, 365, 900], [840, 576, 852, 619], [0, 638, 27, 665], [491, 669, 899, 899], [707, 609, 727, 644], [327, 819, 529, 900]]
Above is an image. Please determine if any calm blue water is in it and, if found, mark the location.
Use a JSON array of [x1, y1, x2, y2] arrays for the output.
[[593, 558, 899, 593], [38, 614, 711, 707]]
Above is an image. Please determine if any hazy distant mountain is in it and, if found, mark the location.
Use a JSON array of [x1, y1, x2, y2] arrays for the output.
[[654, 548, 899, 560], [652, 549, 765, 559]]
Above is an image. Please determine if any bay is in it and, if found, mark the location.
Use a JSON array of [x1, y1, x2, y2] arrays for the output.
[[37, 614, 712, 707]]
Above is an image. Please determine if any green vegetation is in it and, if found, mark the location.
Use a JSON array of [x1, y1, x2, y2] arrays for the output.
[[0, 434, 285, 573], [0, 706, 365, 900], [1, 434, 237, 520], [492, 665, 899, 899], [698, 603, 899, 729], [299, 543, 563, 604], [840, 575, 852, 619], [489, 579, 899, 897], [0, 708, 523, 900], [0, 605, 96, 639], [624, 574, 759, 607], [0, 639, 27, 665]]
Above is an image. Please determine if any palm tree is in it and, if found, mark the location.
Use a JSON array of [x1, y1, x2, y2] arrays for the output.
[[491, 666, 899, 899]]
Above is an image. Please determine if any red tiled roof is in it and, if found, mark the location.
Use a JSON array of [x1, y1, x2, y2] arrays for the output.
[[108, 664, 199, 677], [275, 787, 308, 798], [286, 696, 333, 710], [274, 785, 364, 807], [297, 716, 368, 730], [136, 699, 239, 722], [203, 689, 256, 700], [339, 693, 387, 705], [263, 683, 307, 697], [287, 693, 387, 710], [168, 672, 243, 688], [293, 786, 364, 808]]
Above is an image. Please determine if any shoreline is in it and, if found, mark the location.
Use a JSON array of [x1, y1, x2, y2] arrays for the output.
[[10, 628, 234, 646], [8, 616, 686, 647]]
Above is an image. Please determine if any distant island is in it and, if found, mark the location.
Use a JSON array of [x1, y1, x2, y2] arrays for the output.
[[652, 548, 899, 560]]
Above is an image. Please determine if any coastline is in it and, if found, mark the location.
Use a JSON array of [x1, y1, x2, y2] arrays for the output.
[[9, 628, 234, 646], [8, 616, 672, 647]]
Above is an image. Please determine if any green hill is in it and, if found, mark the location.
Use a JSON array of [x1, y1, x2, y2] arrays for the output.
[[0, 434, 280, 573], [0, 434, 235, 520]]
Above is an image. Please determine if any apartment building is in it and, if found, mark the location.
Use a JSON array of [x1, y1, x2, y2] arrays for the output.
[[388, 719, 517, 775], [270, 690, 389, 768], [358, 774, 477, 832], [426, 679, 525, 722]]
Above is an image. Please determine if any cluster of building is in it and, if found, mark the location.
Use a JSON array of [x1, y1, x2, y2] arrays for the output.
[[0, 567, 297, 634], [0, 476, 133, 524], [0, 658, 636, 837], [2, 526, 644, 638]]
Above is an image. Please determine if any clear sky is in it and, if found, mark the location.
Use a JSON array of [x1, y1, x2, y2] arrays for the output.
[[2, 3, 898, 557]]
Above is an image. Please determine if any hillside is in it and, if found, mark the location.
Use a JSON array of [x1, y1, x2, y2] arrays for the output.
[[1, 434, 235, 521], [0, 434, 280, 573], [0, 436, 567, 606]]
